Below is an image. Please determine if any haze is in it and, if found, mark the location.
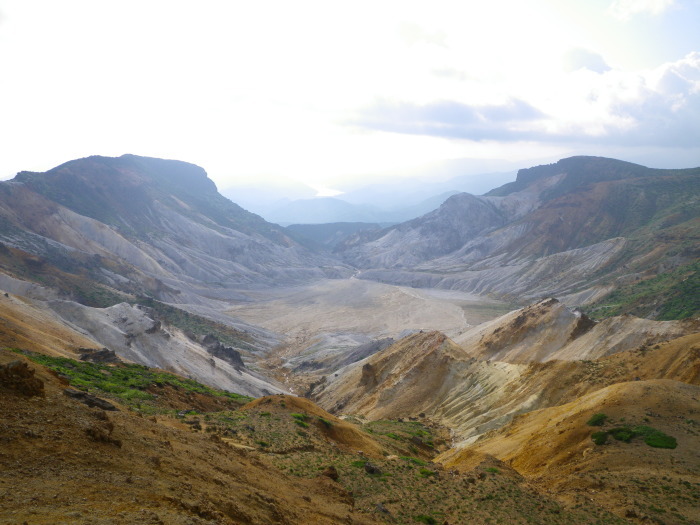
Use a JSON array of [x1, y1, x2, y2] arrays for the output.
[[1, 0, 699, 196]]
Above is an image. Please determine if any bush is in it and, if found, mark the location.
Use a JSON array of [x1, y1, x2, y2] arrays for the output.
[[609, 427, 635, 442], [415, 515, 437, 524], [587, 413, 608, 426], [591, 431, 608, 445], [633, 425, 677, 449]]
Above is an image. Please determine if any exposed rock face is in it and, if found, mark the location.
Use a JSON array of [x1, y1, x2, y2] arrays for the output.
[[0, 360, 44, 397], [78, 348, 120, 364], [315, 307, 700, 444], [63, 388, 118, 411], [200, 334, 245, 370], [47, 301, 287, 397], [456, 298, 698, 363]]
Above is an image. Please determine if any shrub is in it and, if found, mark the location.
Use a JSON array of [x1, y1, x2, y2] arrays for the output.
[[591, 431, 608, 445], [418, 468, 436, 478], [633, 425, 677, 449], [609, 427, 635, 442], [415, 515, 437, 524], [587, 413, 608, 426], [317, 416, 333, 428]]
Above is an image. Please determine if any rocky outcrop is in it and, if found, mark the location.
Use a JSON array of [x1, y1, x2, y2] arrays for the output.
[[200, 334, 245, 370], [0, 360, 44, 397]]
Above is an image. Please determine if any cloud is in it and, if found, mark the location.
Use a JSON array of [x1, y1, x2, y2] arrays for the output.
[[346, 98, 546, 141], [347, 53, 700, 149], [398, 22, 447, 47], [608, 0, 675, 20], [607, 52, 700, 147], [562, 48, 611, 73]]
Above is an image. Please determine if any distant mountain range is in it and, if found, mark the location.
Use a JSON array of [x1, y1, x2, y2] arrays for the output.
[[222, 165, 517, 225]]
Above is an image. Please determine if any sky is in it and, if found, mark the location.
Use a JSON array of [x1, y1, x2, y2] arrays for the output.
[[0, 0, 699, 195]]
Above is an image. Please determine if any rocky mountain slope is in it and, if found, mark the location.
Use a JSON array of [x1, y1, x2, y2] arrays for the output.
[[2, 348, 639, 524], [337, 156, 700, 315], [313, 301, 700, 443], [0, 154, 350, 302], [0, 291, 285, 397], [438, 379, 700, 523]]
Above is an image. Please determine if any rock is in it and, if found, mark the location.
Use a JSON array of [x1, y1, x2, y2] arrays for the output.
[[78, 348, 120, 364], [364, 462, 382, 475], [63, 388, 118, 411], [0, 360, 44, 397], [200, 335, 246, 370], [321, 466, 339, 481], [375, 503, 390, 515], [359, 363, 377, 388]]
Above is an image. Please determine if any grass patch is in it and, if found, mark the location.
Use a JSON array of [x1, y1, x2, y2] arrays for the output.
[[401, 456, 428, 466], [14, 350, 252, 411], [317, 416, 333, 428]]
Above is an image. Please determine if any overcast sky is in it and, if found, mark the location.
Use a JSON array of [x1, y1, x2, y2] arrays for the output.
[[1, 0, 698, 194]]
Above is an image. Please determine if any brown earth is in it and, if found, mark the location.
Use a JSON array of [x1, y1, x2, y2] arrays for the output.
[[0, 349, 378, 524], [439, 379, 700, 524], [0, 291, 100, 357]]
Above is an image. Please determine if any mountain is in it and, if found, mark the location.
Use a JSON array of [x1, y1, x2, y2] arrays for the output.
[[337, 156, 700, 316], [0, 155, 350, 300], [313, 300, 699, 443], [247, 192, 456, 226], [286, 222, 384, 250]]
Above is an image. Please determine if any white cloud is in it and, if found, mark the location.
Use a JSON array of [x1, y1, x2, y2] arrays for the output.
[[562, 48, 611, 73], [609, 0, 675, 20]]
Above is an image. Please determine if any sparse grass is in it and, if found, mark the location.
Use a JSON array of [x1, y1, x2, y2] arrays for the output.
[[317, 416, 333, 428], [14, 350, 252, 412]]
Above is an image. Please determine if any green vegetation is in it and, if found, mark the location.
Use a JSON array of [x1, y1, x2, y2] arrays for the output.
[[317, 416, 333, 428], [591, 431, 609, 445], [587, 413, 609, 426], [485, 467, 501, 474], [590, 423, 677, 449], [401, 456, 428, 466], [14, 350, 251, 412], [414, 515, 437, 524], [587, 260, 700, 320], [291, 413, 310, 428]]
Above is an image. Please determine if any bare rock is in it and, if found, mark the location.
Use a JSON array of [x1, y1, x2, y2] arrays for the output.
[[63, 388, 118, 411], [79, 347, 120, 364], [0, 360, 44, 397], [321, 466, 339, 481]]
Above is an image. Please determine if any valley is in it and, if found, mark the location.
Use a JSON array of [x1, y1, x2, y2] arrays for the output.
[[1, 154, 699, 524]]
